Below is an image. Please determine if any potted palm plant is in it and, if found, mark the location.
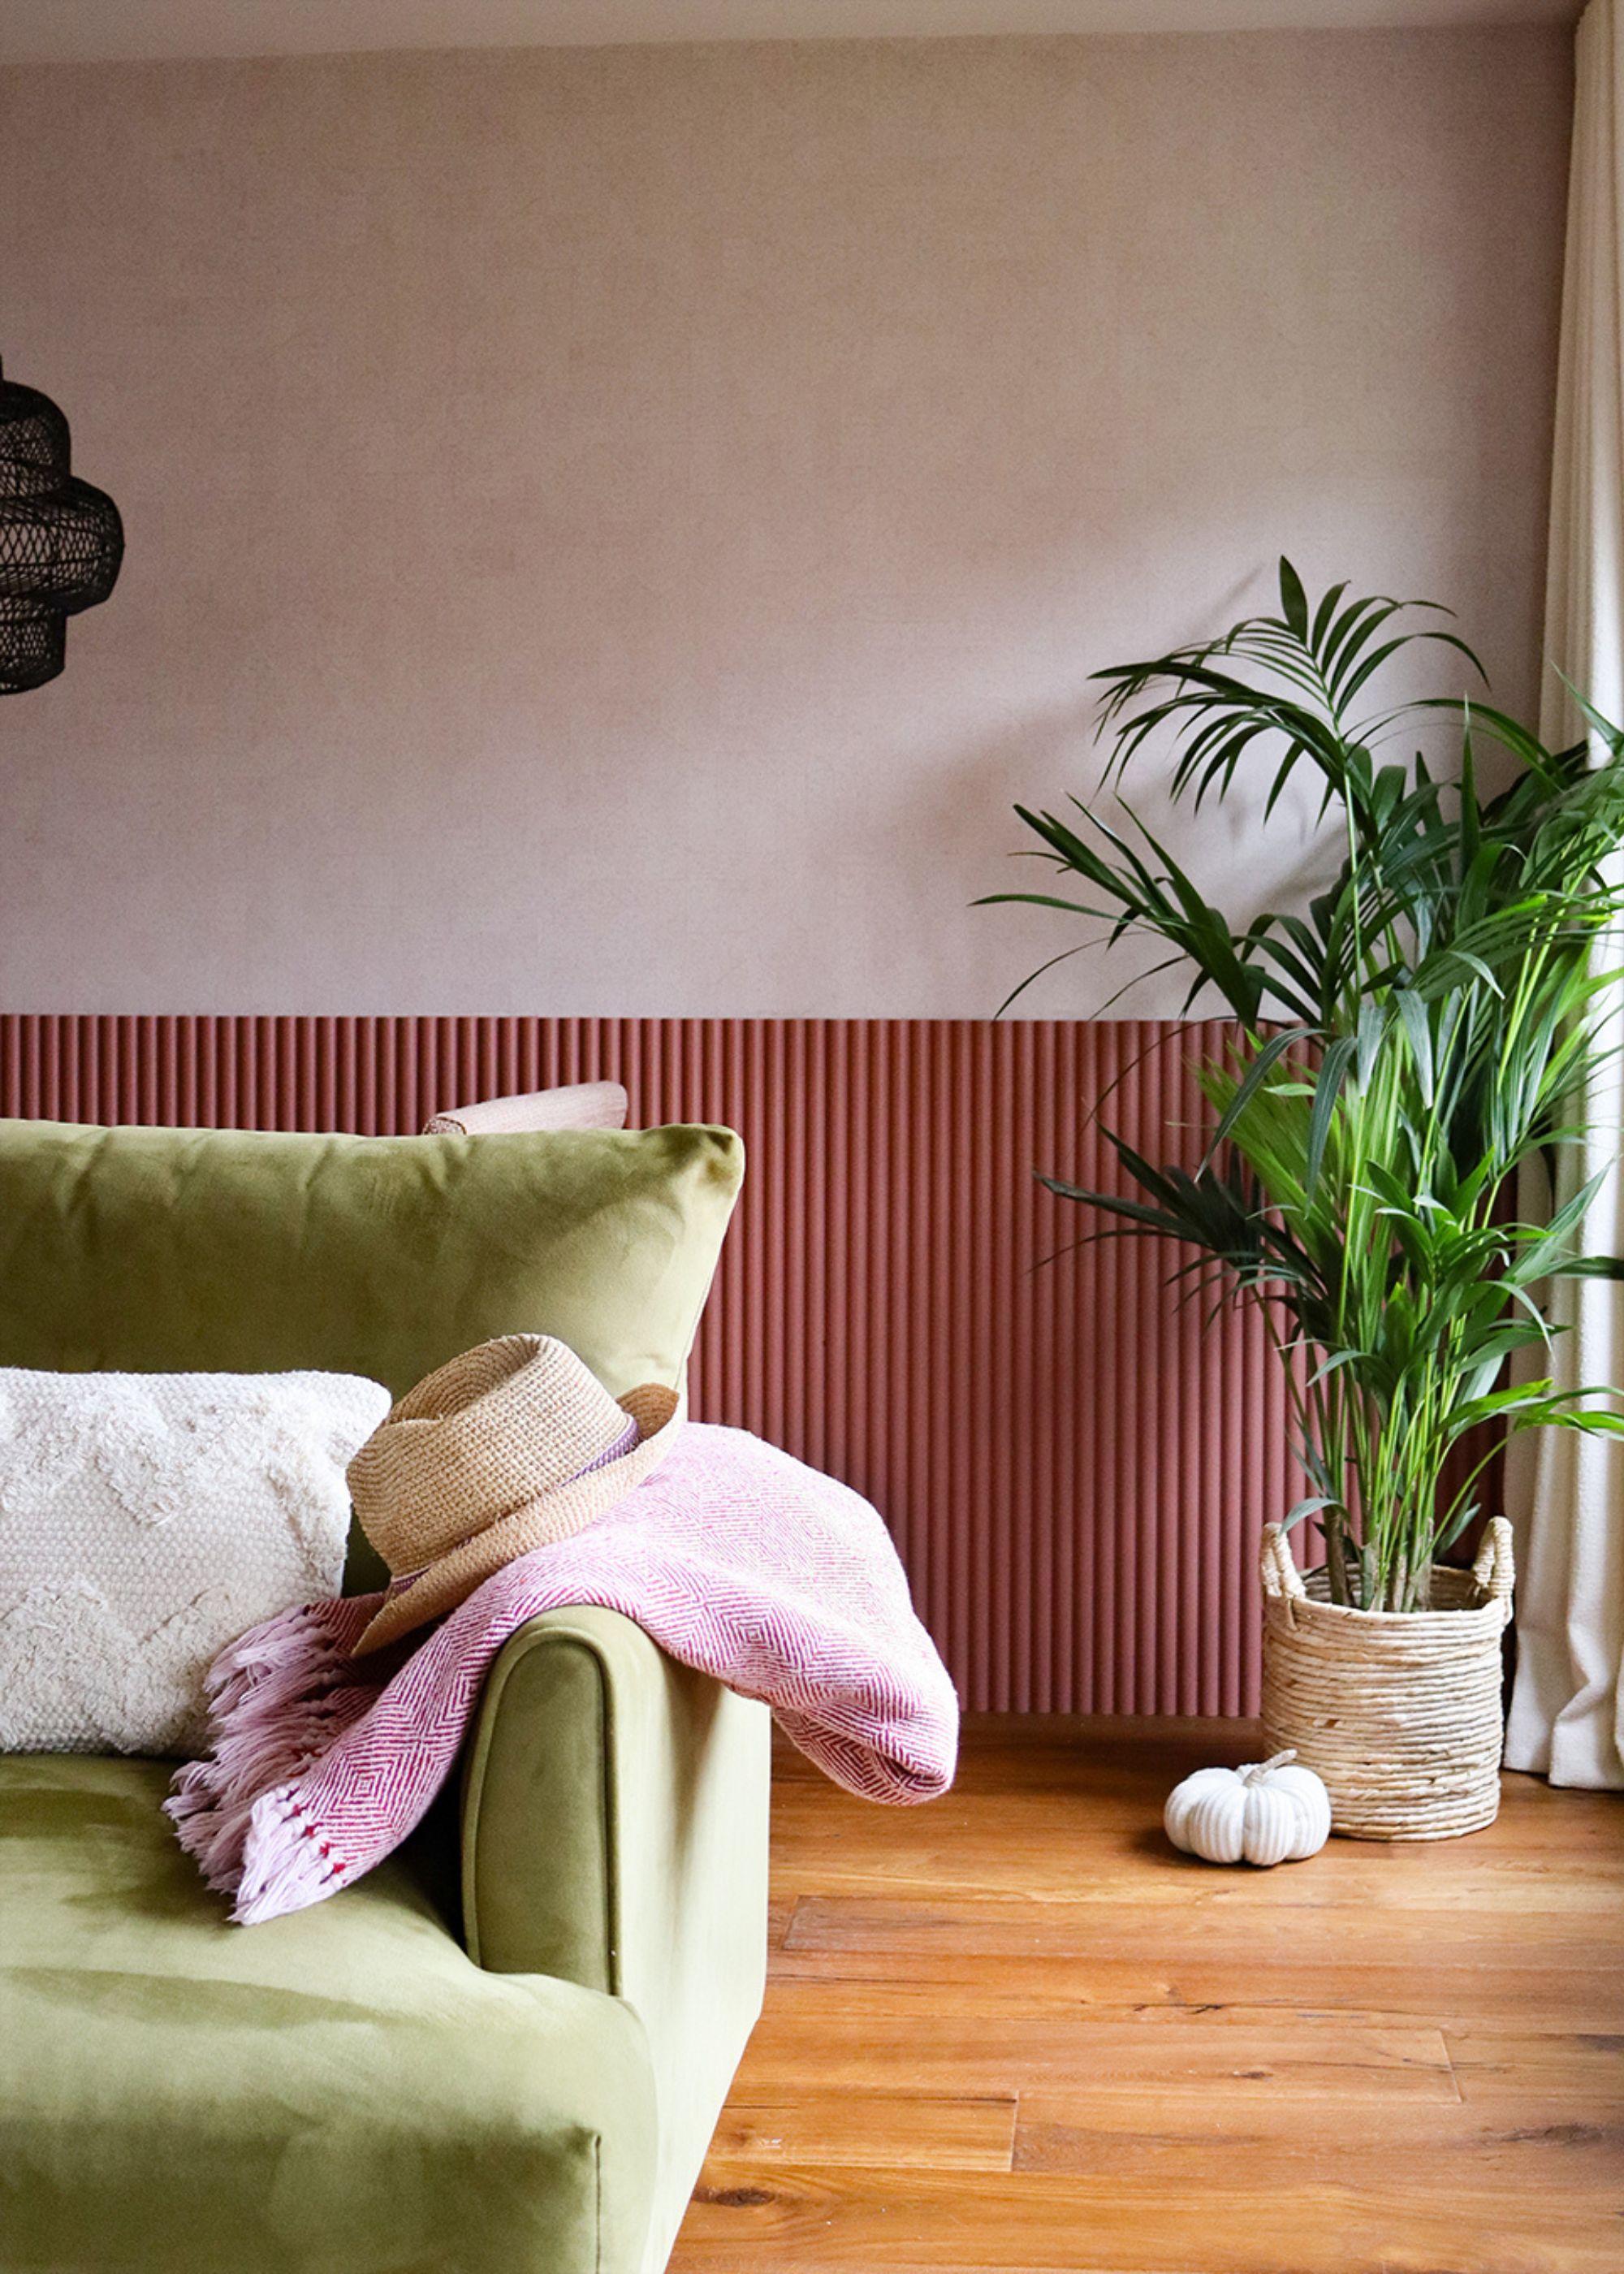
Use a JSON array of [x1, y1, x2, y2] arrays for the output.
[[985, 563, 1624, 1838]]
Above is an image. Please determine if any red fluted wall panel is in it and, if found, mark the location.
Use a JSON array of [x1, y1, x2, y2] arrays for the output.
[[0, 1015, 1298, 1714]]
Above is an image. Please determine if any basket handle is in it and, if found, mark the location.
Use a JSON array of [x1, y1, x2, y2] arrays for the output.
[[1260, 1522, 1307, 1602], [1471, 1515, 1515, 1615]]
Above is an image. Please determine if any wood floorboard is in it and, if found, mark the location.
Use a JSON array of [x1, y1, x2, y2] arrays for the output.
[[1010, 2087, 1624, 2179], [711, 2091, 1017, 2171], [676, 2166, 1623, 2274], [767, 1946, 1624, 2030], [737, 2004, 1462, 2099], [667, 1726, 1624, 2274]]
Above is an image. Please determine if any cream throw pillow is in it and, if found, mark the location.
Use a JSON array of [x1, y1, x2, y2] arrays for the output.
[[0, 1368, 390, 1756]]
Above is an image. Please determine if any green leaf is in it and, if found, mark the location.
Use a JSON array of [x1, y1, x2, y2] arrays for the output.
[[1304, 1035, 1355, 1200], [1279, 556, 1310, 641], [1310, 579, 1350, 654], [974, 893, 1112, 918], [1393, 989, 1434, 1107], [1281, 1495, 1340, 1532]]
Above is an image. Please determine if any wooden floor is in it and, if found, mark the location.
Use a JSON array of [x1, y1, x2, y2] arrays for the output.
[[669, 1720, 1624, 2274]]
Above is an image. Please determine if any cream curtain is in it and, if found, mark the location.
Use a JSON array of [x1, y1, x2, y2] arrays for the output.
[[1505, 0, 1624, 1791]]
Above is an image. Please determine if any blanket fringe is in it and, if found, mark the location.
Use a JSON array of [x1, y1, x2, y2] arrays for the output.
[[232, 1785, 354, 1924], [164, 1598, 374, 1893]]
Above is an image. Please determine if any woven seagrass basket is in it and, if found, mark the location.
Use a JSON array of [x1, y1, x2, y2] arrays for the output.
[[1259, 1516, 1514, 1841]]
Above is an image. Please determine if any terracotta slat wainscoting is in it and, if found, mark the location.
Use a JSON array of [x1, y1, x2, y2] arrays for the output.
[[0, 1015, 1297, 1714]]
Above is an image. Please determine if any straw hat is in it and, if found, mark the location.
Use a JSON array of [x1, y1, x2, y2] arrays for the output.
[[348, 1334, 680, 1654]]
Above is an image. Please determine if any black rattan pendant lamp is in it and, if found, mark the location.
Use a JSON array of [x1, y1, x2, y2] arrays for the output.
[[0, 357, 123, 694]]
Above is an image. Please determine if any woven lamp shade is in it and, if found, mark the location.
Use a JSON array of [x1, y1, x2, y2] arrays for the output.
[[0, 361, 123, 694]]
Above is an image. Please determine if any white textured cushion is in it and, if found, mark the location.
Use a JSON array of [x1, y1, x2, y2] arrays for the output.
[[0, 1368, 390, 1756]]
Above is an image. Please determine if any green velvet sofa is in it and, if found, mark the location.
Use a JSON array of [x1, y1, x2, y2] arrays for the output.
[[0, 1117, 771, 2274]]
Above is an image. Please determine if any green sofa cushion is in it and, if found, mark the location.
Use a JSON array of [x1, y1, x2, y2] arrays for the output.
[[0, 1754, 659, 2273], [0, 1118, 742, 1402]]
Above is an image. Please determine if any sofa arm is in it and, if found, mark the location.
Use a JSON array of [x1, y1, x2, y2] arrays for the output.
[[459, 1606, 771, 2272]]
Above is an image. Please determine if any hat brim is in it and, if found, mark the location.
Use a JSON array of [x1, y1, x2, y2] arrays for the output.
[[351, 1382, 681, 1656]]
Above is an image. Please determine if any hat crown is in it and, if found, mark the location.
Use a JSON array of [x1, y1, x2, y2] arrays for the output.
[[348, 1335, 637, 1574]]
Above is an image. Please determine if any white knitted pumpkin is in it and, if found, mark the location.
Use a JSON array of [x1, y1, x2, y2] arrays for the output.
[[1164, 1749, 1331, 1866]]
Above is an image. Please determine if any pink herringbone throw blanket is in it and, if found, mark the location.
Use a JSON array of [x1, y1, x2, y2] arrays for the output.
[[167, 1423, 959, 1924]]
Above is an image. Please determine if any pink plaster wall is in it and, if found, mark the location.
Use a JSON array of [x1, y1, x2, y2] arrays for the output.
[[0, 29, 1572, 1015]]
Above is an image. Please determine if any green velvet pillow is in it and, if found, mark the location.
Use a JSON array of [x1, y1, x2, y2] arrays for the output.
[[0, 1118, 743, 1589]]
